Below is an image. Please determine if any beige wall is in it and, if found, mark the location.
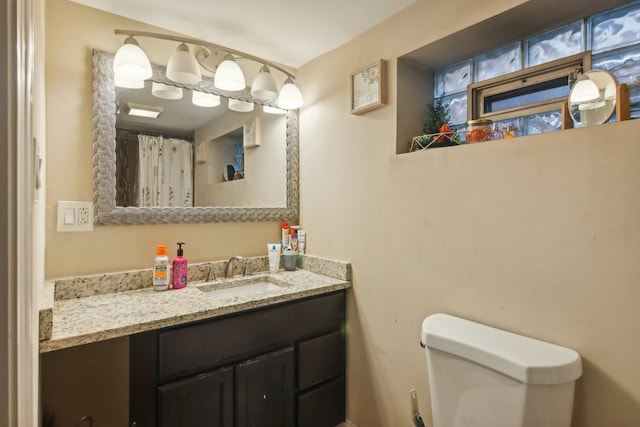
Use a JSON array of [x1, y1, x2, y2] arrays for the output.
[[297, 1, 640, 426], [45, 0, 280, 279], [44, 0, 640, 425]]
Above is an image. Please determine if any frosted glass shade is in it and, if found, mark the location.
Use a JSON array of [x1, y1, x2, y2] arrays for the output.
[[228, 98, 254, 112], [167, 43, 202, 84], [192, 91, 221, 107], [115, 76, 145, 89], [570, 79, 599, 103], [113, 36, 152, 81], [263, 105, 287, 115], [251, 66, 278, 100], [152, 82, 183, 100], [214, 55, 246, 91], [277, 78, 304, 110]]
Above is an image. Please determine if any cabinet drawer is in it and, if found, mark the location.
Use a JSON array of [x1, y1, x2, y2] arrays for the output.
[[158, 291, 345, 379], [298, 330, 345, 389], [297, 376, 345, 427]]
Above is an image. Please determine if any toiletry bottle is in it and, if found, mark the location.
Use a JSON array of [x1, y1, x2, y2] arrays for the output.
[[172, 242, 188, 289], [153, 244, 170, 291], [298, 229, 306, 254], [281, 223, 290, 249]]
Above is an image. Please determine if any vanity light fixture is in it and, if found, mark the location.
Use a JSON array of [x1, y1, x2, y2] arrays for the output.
[[113, 29, 304, 109], [569, 79, 599, 103], [228, 98, 254, 112], [166, 43, 202, 84], [192, 91, 221, 107], [151, 82, 183, 100], [125, 103, 164, 118], [113, 36, 153, 81], [277, 77, 304, 110], [251, 65, 278, 101], [214, 54, 246, 91], [115, 75, 145, 89], [263, 105, 287, 115]]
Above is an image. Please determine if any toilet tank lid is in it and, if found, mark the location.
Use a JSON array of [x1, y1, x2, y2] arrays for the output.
[[421, 313, 582, 385]]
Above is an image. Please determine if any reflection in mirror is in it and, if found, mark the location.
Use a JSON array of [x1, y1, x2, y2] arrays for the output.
[[93, 50, 299, 225], [115, 81, 286, 208], [568, 69, 618, 127]]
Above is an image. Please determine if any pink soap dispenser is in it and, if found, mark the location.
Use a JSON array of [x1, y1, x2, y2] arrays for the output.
[[171, 242, 188, 289]]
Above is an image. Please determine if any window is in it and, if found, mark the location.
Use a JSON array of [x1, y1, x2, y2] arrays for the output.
[[433, 2, 640, 138], [469, 53, 589, 123]]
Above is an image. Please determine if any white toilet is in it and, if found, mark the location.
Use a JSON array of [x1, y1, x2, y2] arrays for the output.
[[421, 313, 582, 427]]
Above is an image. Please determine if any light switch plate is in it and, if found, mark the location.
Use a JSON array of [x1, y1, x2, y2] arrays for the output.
[[57, 201, 94, 232]]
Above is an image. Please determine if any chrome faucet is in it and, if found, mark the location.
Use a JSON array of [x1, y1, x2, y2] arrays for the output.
[[225, 256, 244, 278]]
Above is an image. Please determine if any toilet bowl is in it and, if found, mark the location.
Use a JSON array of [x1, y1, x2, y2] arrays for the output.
[[421, 313, 582, 427]]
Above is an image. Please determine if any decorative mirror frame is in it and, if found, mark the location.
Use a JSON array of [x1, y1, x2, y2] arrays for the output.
[[92, 49, 299, 225]]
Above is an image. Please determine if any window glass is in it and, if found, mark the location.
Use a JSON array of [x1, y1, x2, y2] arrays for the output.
[[524, 110, 562, 135], [443, 93, 468, 125], [526, 20, 584, 67], [475, 43, 522, 82], [493, 118, 523, 139], [484, 76, 570, 113], [590, 2, 640, 54], [593, 46, 640, 118], [592, 46, 640, 85], [435, 60, 472, 97]]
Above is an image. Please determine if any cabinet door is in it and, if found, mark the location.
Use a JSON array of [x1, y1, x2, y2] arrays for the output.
[[157, 366, 233, 427], [235, 346, 295, 427]]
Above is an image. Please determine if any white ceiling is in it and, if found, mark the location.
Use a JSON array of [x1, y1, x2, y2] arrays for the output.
[[71, 0, 415, 68]]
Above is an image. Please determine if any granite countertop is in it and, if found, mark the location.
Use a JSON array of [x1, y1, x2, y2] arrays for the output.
[[39, 255, 351, 353]]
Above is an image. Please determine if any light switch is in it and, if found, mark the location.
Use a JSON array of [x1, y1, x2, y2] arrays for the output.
[[64, 208, 75, 225], [57, 201, 94, 232]]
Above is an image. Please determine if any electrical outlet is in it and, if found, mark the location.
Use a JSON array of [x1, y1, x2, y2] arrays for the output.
[[57, 201, 94, 232], [78, 207, 90, 225]]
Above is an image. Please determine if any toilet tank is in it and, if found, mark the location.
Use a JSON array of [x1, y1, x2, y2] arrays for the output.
[[421, 314, 582, 427]]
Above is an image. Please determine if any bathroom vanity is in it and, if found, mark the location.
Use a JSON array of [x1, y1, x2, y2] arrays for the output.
[[130, 291, 345, 427], [40, 255, 351, 427]]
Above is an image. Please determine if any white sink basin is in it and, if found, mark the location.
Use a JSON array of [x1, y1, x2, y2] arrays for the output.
[[198, 275, 290, 299]]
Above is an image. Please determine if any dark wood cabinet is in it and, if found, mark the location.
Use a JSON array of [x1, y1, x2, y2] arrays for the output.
[[236, 347, 295, 427], [130, 291, 346, 427], [157, 366, 233, 427]]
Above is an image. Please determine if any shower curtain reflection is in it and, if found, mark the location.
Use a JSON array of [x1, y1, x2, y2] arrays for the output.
[[137, 135, 193, 207]]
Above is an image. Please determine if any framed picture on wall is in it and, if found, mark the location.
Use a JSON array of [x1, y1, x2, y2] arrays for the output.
[[243, 117, 261, 148], [195, 139, 207, 162], [350, 59, 386, 115]]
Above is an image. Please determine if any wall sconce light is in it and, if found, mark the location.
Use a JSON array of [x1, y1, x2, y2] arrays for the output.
[[113, 29, 304, 110]]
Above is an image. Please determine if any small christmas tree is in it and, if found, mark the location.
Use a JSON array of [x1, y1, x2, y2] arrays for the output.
[[423, 95, 450, 136]]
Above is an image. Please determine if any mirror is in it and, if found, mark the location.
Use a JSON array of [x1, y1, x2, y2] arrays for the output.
[[568, 69, 618, 127], [93, 49, 299, 225]]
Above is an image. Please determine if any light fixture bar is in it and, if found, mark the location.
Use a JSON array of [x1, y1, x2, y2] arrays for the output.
[[114, 29, 295, 80]]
